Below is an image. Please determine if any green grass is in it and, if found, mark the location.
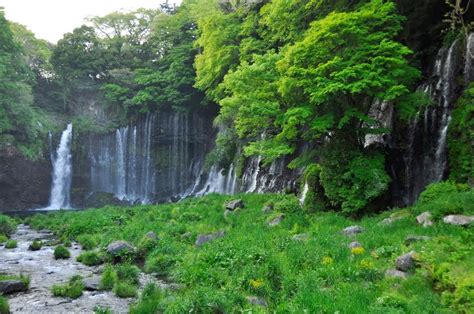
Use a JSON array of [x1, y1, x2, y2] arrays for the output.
[[54, 245, 70, 259], [5, 239, 17, 249], [0, 234, 7, 243], [0, 295, 9, 314], [76, 251, 104, 266], [29, 240, 42, 251], [0, 274, 30, 289], [113, 282, 137, 298], [51, 275, 84, 299], [0, 214, 17, 236], [28, 186, 474, 312]]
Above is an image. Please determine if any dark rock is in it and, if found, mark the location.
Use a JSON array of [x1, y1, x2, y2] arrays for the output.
[[246, 296, 268, 308], [0, 279, 27, 294], [349, 241, 362, 249], [106, 241, 136, 257], [342, 226, 364, 236], [267, 214, 284, 227], [0, 144, 51, 211], [83, 276, 101, 291], [195, 231, 225, 247], [385, 269, 408, 279], [262, 204, 273, 214], [416, 212, 433, 227], [145, 231, 158, 241], [443, 215, 474, 226], [225, 199, 244, 211], [404, 235, 431, 245], [396, 251, 417, 272]]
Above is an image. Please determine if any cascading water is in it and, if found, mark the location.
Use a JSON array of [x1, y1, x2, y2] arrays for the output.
[[399, 34, 473, 205], [88, 110, 212, 203], [45, 123, 73, 210]]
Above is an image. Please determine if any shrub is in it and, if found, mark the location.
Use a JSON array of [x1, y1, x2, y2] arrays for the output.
[[0, 235, 7, 243], [54, 245, 70, 259], [130, 283, 164, 313], [5, 239, 17, 249], [418, 181, 459, 204], [0, 214, 16, 236], [0, 295, 9, 314], [113, 282, 137, 298], [273, 196, 301, 213], [77, 234, 98, 250], [137, 235, 157, 257], [77, 251, 104, 266], [29, 240, 42, 251], [100, 265, 118, 290], [115, 264, 140, 285], [51, 275, 84, 299]]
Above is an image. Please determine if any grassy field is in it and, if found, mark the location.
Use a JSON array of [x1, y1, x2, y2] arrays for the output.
[[13, 182, 474, 313]]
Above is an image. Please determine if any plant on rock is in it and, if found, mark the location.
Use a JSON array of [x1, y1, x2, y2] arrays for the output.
[[54, 245, 70, 259], [51, 275, 84, 299]]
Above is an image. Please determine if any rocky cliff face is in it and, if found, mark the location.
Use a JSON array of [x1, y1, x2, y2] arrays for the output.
[[0, 145, 51, 211]]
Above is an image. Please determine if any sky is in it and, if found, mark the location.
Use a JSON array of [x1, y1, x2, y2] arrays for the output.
[[1, 0, 180, 43]]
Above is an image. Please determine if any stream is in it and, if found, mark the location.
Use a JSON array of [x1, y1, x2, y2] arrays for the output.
[[0, 224, 162, 313]]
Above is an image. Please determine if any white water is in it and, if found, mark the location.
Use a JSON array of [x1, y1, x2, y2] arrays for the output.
[[299, 181, 309, 206], [45, 123, 73, 210]]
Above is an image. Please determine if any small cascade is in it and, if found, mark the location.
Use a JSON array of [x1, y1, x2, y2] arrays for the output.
[[299, 181, 309, 206], [46, 123, 73, 210], [400, 36, 472, 205]]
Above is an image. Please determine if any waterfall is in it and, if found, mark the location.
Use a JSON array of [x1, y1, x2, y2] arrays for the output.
[[46, 123, 73, 210], [88, 110, 211, 204], [399, 35, 474, 205], [299, 181, 309, 205]]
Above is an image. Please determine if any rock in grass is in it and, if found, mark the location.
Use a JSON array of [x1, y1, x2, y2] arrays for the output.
[[396, 251, 417, 272], [292, 233, 309, 241], [267, 214, 284, 227], [195, 231, 225, 247], [443, 215, 474, 226], [0, 280, 27, 294], [404, 235, 431, 245], [385, 269, 407, 279], [342, 226, 364, 236], [107, 241, 136, 257], [262, 204, 274, 214], [145, 231, 158, 241], [416, 211, 433, 227], [225, 199, 244, 211], [83, 276, 101, 291], [349, 241, 362, 249], [246, 296, 268, 308]]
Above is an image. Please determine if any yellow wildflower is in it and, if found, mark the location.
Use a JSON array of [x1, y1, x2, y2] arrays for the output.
[[322, 256, 334, 265], [360, 259, 374, 269], [351, 247, 365, 255], [250, 279, 264, 289]]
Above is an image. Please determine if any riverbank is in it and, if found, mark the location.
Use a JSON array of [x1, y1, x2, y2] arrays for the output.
[[1, 182, 473, 312]]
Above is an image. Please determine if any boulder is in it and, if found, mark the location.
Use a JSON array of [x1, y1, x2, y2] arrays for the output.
[[342, 226, 364, 236], [246, 296, 268, 308], [225, 199, 244, 211], [0, 279, 27, 294], [404, 235, 431, 245], [195, 231, 225, 247], [267, 214, 284, 227], [106, 240, 136, 257], [396, 251, 417, 272], [83, 276, 101, 291], [292, 233, 309, 241], [385, 269, 407, 279], [416, 212, 433, 227], [145, 231, 158, 241], [349, 241, 362, 249], [262, 204, 274, 214], [443, 215, 474, 226]]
